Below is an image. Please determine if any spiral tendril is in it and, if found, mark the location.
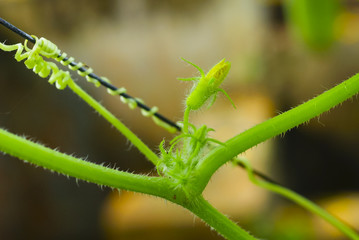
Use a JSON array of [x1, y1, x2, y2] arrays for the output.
[[0, 35, 178, 133], [0, 39, 71, 90]]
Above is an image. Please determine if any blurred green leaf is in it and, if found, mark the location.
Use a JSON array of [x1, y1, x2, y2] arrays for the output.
[[284, 0, 341, 51]]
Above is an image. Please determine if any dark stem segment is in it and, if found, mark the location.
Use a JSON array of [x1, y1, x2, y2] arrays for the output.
[[0, 17, 181, 132]]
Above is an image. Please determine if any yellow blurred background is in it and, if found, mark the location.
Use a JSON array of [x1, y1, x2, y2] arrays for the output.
[[0, 0, 359, 239]]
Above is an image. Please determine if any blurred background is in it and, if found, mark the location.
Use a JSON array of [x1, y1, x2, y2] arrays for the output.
[[0, 0, 359, 239]]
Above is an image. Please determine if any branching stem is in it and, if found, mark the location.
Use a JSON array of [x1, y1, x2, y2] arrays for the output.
[[195, 73, 359, 193], [1, 19, 359, 238], [0, 126, 259, 240]]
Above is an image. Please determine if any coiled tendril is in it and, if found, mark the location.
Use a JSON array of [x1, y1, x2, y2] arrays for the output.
[[0, 37, 71, 89], [0, 35, 177, 132]]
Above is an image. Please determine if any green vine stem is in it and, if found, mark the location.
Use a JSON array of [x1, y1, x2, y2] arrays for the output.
[[1, 71, 358, 239], [0, 128, 172, 198], [1, 31, 359, 238], [183, 107, 191, 133], [186, 196, 257, 240], [0, 38, 257, 238], [67, 80, 160, 165], [194, 73, 359, 193], [0, 127, 256, 240], [66, 79, 258, 239], [237, 158, 359, 240]]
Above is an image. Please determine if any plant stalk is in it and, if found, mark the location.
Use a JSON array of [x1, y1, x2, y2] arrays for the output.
[[195, 73, 359, 193], [186, 196, 257, 240], [0, 128, 173, 198], [68, 81, 160, 165]]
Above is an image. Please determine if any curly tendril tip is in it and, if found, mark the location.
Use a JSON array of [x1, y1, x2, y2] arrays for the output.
[[0, 35, 178, 133]]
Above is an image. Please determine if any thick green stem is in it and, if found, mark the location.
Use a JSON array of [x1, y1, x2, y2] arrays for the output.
[[67, 81, 160, 165], [0, 126, 259, 239], [0, 128, 175, 198], [195, 73, 359, 193], [185, 196, 257, 240]]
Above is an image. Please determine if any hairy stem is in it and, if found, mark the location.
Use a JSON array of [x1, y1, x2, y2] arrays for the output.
[[0, 127, 259, 239], [67, 81, 160, 165], [0, 128, 175, 198], [186, 196, 257, 240], [195, 73, 359, 193]]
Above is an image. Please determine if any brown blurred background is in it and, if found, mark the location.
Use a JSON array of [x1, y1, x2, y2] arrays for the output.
[[0, 0, 359, 239]]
